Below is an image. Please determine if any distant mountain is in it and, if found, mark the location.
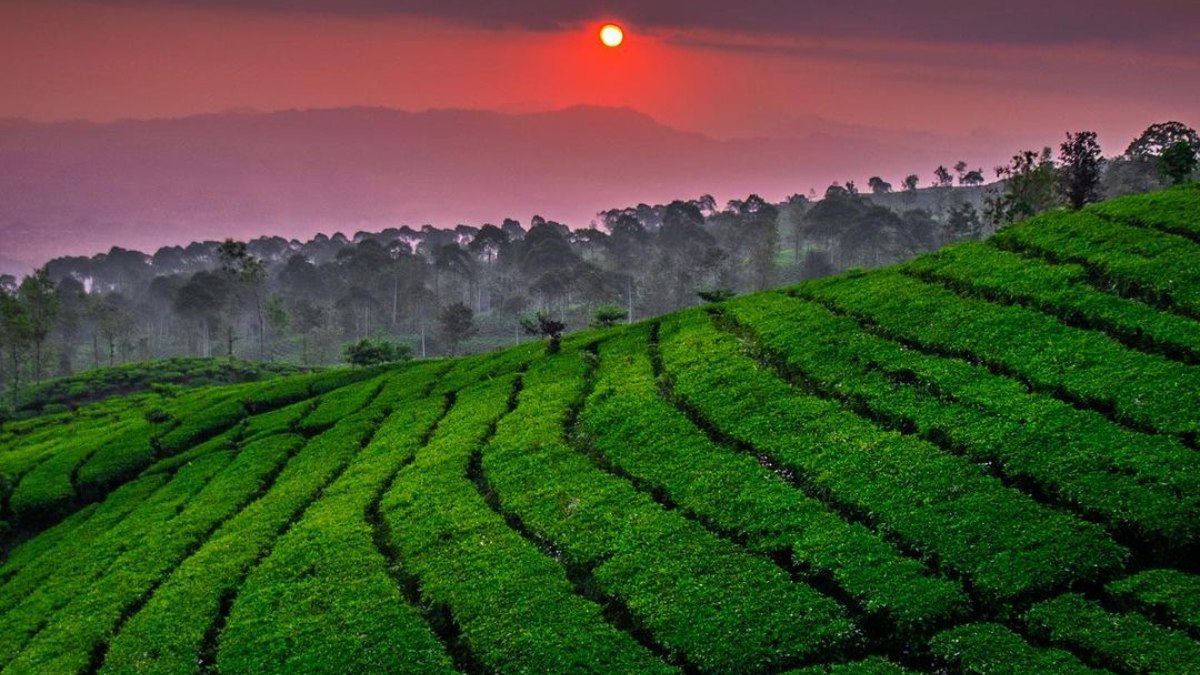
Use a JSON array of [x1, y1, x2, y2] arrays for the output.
[[0, 106, 1004, 266]]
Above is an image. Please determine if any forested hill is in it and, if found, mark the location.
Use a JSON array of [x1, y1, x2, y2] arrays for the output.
[[1, 187, 1199, 673]]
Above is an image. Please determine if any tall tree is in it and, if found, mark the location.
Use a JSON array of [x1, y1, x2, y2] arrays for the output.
[[932, 166, 954, 188], [954, 161, 969, 183], [265, 293, 289, 361], [0, 287, 32, 406], [92, 294, 133, 367], [1058, 131, 1104, 210], [985, 147, 1060, 226], [218, 239, 267, 358], [17, 268, 60, 382], [290, 298, 327, 365], [174, 270, 231, 357], [1126, 121, 1200, 159], [437, 302, 477, 356], [1160, 142, 1199, 185], [901, 174, 920, 204]]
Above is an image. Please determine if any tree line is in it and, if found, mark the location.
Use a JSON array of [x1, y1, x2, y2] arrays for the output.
[[0, 120, 1195, 406]]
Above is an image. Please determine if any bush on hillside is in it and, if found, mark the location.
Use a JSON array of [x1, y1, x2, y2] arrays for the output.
[[343, 339, 413, 367]]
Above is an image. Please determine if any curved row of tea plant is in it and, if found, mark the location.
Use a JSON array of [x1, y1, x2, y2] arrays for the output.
[[9, 357, 305, 417], [1090, 183, 1200, 241], [992, 208, 1200, 318], [904, 241, 1200, 364], [0, 187, 1197, 673], [656, 311, 1125, 608], [721, 292, 1200, 555], [0, 367, 381, 545], [582, 329, 966, 641]]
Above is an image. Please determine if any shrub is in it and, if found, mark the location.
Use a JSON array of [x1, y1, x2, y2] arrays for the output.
[[343, 338, 412, 367]]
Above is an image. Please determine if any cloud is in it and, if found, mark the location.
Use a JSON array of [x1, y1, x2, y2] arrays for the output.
[[93, 0, 1200, 51]]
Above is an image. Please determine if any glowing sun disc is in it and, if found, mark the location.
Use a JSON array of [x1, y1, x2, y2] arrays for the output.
[[600, 24, 625, 47]]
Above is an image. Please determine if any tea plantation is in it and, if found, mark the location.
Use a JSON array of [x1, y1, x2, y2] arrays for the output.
[[1, 186, 1199, 674]]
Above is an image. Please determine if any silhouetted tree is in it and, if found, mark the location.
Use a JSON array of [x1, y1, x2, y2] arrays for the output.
[[902, 174, 920, 203], [1126, 121, 1200, 158], [1058, 131, 1104, 210], [290, 298, 327, 365], [932, 166, 954, 188], [868, 177, 893, 194], [960, 169, 986, 187]]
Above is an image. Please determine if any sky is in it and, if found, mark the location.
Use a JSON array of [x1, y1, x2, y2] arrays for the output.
[[1, 0, 1199, 270], [3, 0, 1197, 142]]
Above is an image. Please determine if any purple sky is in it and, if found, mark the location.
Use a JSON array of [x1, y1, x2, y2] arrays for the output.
[[0, 1, 1197, 270]]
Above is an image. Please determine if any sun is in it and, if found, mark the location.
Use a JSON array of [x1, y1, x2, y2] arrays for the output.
[[599, 24, 625, 48]]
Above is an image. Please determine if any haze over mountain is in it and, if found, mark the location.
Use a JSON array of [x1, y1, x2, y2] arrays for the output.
[[0, 105, 1024, 270]]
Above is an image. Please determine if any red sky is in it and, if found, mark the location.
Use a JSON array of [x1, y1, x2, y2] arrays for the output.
[[1, 1, 1198, 271], [3, 1, 1197, 143]]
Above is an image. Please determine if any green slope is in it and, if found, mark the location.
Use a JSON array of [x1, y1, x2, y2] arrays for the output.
[[9, 357, 307, 417], [1, 185, 1199, 673]]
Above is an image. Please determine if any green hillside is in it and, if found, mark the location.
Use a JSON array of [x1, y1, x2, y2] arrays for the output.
[[1, 186, 1199, 674], [8, 358, 307, 417]]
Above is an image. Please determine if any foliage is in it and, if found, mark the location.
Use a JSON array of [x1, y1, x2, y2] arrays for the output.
[[0, 188, 1197, 673], [589, 303, 627, 328], [484, 346, 853, 671], [519, 311, 566, 354], [343, 338, 412, 367], [587, 330, 966, 638], [1160, 141, 1199, 185], [867, 176, 892, 194], [803, 268, 1200, 436], [992, 206, 1200, 316], [1026, 594, 1200, 673], [732, 290, 1200, 553], [1126, 120, 1200, 158], [658, 311, 1123, 607], [943, 203, 983, 241], [12, 357, 300, 414], [1108, 569, 1200, 637], [984, 147, 1060, 225], [1057, 130, 1103, 209], [696, 288, 735, 303], [929, 623, 1097, 674], [436, 302, 477, 355]]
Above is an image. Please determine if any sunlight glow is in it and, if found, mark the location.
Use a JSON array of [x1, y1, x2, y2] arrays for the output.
[[599, 24, 624, 48]]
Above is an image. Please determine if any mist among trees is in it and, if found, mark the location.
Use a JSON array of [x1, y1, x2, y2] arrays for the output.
[[0, 120, 1195, 407]]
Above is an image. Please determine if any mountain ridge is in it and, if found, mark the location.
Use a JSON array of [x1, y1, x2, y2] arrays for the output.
[[0, 105, 1000, 268]]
